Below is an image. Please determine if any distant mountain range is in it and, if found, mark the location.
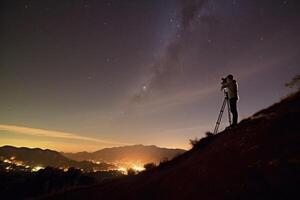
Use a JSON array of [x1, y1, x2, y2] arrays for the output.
[[0, 145, 185, 171], [62, 145, 186, 167], [0, 146, 116, 171]]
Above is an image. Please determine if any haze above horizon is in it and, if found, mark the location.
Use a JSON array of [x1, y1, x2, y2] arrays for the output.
[[1, 0, 299, 152]]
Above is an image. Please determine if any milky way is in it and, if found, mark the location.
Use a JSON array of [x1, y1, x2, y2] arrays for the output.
[[131, 0, 210, 104]]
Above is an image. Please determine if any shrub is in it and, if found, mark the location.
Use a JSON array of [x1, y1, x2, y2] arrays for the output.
[[143, 163, 156, 171], [160, 157, 169, 164], [189, 137, 200, 147], [127, 168, 137, 176], [285, 74, 300, 88], [190, 131, 215, 150]]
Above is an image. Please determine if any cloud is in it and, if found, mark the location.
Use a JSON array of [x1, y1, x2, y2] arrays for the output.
[[0, 124, 127, 146]]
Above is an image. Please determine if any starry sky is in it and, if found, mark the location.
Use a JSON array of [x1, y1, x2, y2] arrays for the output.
[[0, 0, 299, 152]]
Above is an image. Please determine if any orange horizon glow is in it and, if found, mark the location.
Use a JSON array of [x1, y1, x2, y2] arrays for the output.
[[0, 124, 189, 153]]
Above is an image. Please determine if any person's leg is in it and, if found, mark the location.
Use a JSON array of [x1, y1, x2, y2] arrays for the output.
[[230, 98, 238, 125]]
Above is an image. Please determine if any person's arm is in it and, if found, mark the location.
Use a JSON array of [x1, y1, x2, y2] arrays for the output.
[[221, 82, 228, 90]]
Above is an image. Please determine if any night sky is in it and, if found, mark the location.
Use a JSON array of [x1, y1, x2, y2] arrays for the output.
[[0, 0, 299, 152]]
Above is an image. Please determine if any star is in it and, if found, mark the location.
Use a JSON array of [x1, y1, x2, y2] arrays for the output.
[[142, 85, 147, 91]]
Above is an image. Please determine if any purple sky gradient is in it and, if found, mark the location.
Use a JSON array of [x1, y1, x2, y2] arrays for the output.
[[0, 0, 299, 152]]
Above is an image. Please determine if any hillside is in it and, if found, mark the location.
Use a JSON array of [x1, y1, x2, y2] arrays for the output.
[[0, 146, 116, 171], [63, 145, 185, 166], [44, 90, 300, 200]]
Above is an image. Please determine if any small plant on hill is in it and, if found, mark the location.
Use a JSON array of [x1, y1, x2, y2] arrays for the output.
[[144, 162, 156, 171], [285, 74, 300, 89], [159, 157, 169, 164], [127, 168, 138, 176], [190, 131, 215, 150]]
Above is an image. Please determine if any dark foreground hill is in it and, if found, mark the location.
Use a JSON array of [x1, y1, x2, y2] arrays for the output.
[[44, 91, 300, 200], [0, 146, 115, 171], [63, 145, 185, 165]]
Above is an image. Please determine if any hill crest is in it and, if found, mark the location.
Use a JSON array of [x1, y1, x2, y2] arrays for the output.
[[45, 90, 300, 200]]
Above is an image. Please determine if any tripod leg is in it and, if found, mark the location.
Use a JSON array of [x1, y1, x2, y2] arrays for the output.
[[214, 97, 227, 134], [227, 98, 232, 125]]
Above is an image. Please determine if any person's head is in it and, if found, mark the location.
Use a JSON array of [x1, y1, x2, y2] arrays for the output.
[[227, 74, 233, 80]]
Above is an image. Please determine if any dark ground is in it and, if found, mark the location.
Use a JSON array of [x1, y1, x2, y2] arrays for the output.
[[42, 90, 300, 200]]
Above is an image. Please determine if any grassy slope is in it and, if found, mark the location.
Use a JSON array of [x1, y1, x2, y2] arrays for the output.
[[44, 91, 300, 200]]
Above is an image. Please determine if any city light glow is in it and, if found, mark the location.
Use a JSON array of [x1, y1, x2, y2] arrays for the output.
[[132, 165, 145, 172], [31, 166, 44, 172]]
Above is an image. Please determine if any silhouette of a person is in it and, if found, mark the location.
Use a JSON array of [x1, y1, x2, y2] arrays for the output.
[[221, 74, 239, 127]]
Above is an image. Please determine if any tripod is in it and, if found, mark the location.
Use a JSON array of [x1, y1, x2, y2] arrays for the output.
[[213, 91, 232, 134]]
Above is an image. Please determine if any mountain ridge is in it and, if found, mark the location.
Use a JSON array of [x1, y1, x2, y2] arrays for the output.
[[63, 144, 186, 166], [0, 145, 116, 171]]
